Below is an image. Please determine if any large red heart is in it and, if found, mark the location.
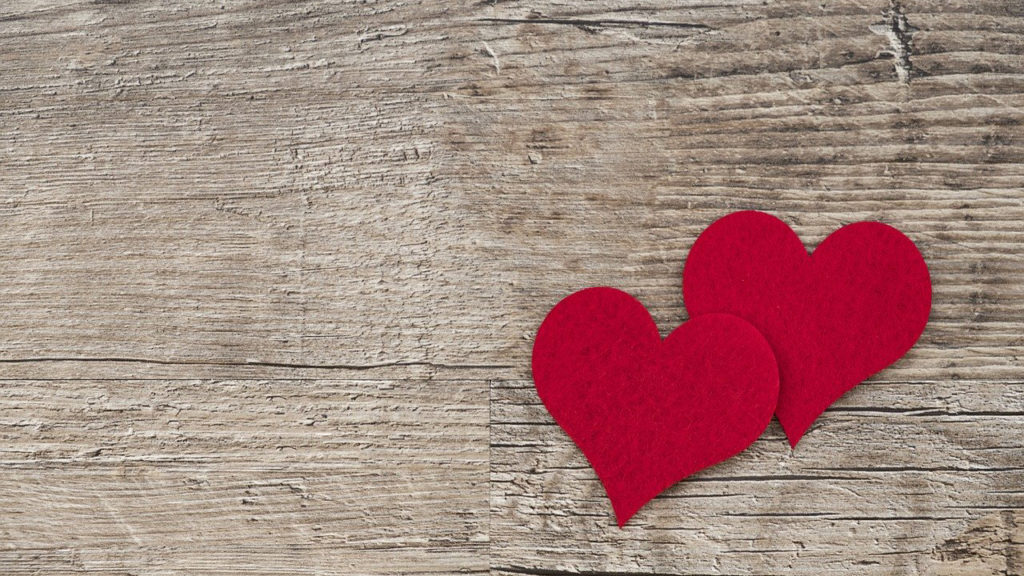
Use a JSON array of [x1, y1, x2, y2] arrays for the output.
[[532, 287, 779, 526], [683, 211, 931, 447]]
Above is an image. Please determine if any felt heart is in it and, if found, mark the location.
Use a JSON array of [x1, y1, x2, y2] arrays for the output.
[[683, 211, 931, 448], [532, 287, 779, 526]]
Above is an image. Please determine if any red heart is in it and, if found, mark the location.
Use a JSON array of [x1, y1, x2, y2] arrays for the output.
[[532, 287, 779, 526], [683, 211, 931, 447]]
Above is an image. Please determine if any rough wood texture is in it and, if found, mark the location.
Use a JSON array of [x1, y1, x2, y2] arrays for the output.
[[1, 0, 1021, 574]]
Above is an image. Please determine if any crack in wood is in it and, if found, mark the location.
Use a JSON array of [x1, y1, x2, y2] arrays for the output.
[[871, 0, 916, 83], [477, 17, 712, 33], [495, 566, 713, 576], [0, 356, 514, 371]]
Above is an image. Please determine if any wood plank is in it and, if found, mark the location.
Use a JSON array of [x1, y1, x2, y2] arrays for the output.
[[0, 0, 500, 369], [459, 0, 1024, 573], [0, 378, 488, 575], [0, 0, 1021, 573], [491, 379, 1024, 574]]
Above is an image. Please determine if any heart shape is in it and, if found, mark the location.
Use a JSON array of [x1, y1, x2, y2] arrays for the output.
[[683, 211, 931, 447], [532, 287, 779, 526]]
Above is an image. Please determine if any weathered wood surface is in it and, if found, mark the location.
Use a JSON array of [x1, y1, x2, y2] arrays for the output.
[[0, 0, 1021, 574]]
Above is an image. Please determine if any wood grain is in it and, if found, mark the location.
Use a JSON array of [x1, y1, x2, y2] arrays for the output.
[[1, 378, 488, 575], [1, 0, 1022, 574]]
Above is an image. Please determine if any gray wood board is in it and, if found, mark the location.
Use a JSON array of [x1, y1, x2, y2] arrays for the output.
[[1, 0, 1022, 574]]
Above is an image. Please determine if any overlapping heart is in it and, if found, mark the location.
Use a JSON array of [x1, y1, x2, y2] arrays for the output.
[[532, 211, 931, 526]]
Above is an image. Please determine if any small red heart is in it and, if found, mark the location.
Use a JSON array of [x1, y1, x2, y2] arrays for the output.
[[683, 211, 931, 447], [532, 287, 779, 526]]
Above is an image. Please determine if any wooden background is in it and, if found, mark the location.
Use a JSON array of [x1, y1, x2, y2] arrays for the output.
[[1, 0, 1022, 574]]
